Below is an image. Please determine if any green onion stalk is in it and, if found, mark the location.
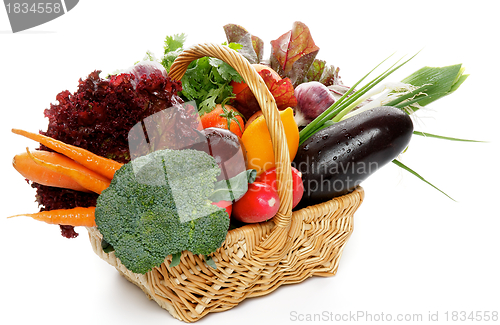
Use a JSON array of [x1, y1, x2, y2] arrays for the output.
[[297, 54, 473, 200], [298, 55, 469, 146]]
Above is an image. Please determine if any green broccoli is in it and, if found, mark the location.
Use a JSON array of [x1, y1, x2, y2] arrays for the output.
[[94, 149, 230, 274]]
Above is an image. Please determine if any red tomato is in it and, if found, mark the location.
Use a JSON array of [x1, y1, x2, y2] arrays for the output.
[[232, 182, 280, 223], [231, 64, 281, 96], [255, 166, 304, 209], [200, 104, 245, 137]]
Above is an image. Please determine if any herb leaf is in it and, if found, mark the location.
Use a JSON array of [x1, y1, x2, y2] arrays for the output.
[[181, 43, 242, 114], [209, 169, 256, 203], [169, 252, 181, 268], [161, 33, 187, 72], [204, 255, 217, 269], [164, 33, 187, 53]]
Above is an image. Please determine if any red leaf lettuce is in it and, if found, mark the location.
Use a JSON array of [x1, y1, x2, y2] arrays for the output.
[[270, 21, 320, 87]]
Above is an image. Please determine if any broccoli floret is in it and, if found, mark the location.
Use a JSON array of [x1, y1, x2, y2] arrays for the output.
[[94, 149, 230, 274]]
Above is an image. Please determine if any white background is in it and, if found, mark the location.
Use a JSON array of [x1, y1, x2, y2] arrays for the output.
[[1, 1, 499, 324]]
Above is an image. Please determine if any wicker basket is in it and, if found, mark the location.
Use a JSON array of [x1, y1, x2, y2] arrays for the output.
[[87, 43, 365, 322]]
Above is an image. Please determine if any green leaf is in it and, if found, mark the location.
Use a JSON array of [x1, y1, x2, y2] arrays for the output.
[[413, 131, 485, 142], [398, 64, 468, 109], [169, 252, 182, 268], [204, 255, 217, 269], [179, 45, 242, 113], [101, 238, 115, 253], [198, 88, 224, 115], [210, 57, 242, 83], [385, 85, 430, 108], [161, 52, 180, 73], [159, 33, 187, 72], [450, 72, 469, 93], [392, 159, 455, 201], [331, 52, 421, 123], [299, 52, 416, 145], [142, 50, 157, 62], [318, 65, 342, 87], [227, 42, 243, 52], [164, 33, 187, 54], [209, 169, 256, 203], [304, 59, 326, 82]]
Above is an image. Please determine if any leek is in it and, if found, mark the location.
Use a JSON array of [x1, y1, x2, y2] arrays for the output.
[[298, 53, 417, 145], [298, 61, 468, 140], [392, 159, 455, 201], [391, 64, 469, 110], [297, 55, 471, 201], [413, 131, 485, 143], [339, 64, 469, 121]]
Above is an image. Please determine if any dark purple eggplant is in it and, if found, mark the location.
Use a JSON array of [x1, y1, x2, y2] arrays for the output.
[[293, 106, 413, 207]]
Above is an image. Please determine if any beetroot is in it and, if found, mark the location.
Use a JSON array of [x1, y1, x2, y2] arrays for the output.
[[187, 127, 247, 181], [34, 62, 184, 237]]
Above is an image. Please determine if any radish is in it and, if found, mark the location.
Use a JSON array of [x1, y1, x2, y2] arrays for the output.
[[255, 167, 304, 208], [232, 182, 280, 223]]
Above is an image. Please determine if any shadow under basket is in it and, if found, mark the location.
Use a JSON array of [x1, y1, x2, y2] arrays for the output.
[[86, 43, 365, 322], [87, 187, 363, 322]]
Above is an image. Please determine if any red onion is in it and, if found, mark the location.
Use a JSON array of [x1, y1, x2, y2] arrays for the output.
[[293, 81, 336, 127]]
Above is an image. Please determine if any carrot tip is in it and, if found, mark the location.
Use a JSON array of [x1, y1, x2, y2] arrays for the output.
[[7, 214, 26, 219], [25, 147, 42, 167], [25, 147, 34, 158]]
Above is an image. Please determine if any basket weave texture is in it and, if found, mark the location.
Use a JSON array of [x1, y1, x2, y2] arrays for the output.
[[87, 43, 365, 322]]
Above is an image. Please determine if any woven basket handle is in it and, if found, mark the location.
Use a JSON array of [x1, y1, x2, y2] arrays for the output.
[[168, 43, 293, 229]]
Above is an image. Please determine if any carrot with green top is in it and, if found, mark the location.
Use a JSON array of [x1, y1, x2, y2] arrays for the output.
[[25, 148, 111, 194], [13, 150, 93, 192], [9, 207, 96, 227], [12, 128, 123, 180]]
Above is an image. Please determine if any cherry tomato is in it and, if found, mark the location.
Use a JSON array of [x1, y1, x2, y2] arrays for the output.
[[200, 104, 245, 137]]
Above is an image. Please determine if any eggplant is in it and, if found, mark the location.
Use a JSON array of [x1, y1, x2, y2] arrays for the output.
[[293, 106, 413, 207]]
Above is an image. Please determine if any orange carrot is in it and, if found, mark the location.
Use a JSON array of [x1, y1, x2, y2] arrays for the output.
[[13, 150, 92, 192], [12, 128, 123, 180], [26, 148, 111, 194], [9, 207, 96, 227]]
